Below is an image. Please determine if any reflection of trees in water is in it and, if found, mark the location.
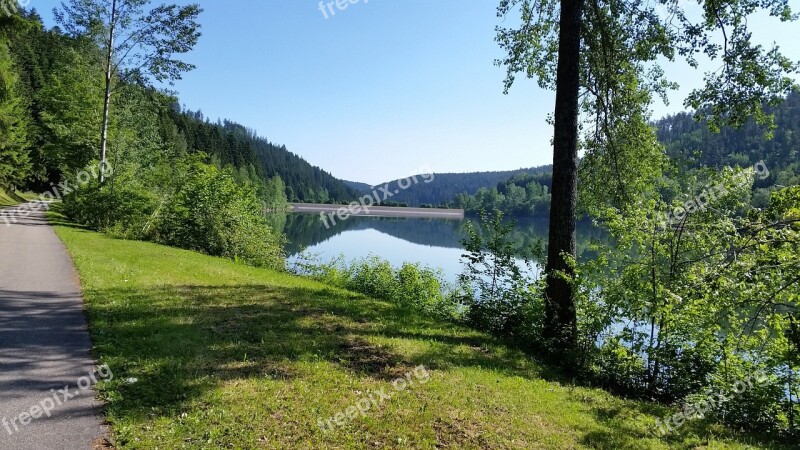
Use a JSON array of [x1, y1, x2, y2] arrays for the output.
[[278, 213, 605, 261], [279, 213, 363, 255], [265, 213, 288, 242]]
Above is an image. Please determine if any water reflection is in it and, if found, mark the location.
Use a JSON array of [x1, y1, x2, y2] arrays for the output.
[[277, 213, 604, 260]]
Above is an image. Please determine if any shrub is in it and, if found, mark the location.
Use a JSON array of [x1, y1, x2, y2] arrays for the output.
[[155, 163, 285, 270], [458, 210, 544, 340], [294, 254, 458, 319], [62, 180, 157, 239], [62, 161, 286, 270]]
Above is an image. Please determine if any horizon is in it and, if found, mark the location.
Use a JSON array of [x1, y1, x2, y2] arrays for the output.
[[29, 0, 800, 185]]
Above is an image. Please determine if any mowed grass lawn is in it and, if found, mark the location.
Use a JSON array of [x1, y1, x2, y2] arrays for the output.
[[53, 223, 783, 449], [0, 189, 33, 208]]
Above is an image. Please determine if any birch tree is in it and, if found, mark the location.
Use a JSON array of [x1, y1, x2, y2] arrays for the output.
[[55, 0, 202, 182]]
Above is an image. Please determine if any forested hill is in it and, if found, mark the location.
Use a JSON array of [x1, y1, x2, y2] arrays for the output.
[[655, 90, 800, 188], [0, 10, 358, 204], [348, 166, 553, 206], [455, 91, 800, 217], [351, 89, 799, 209], [168, 109, 361, 202], [343, 180, 372, 193]]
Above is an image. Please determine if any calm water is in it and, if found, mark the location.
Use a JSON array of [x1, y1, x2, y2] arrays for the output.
[[277, 213, 603, 285]]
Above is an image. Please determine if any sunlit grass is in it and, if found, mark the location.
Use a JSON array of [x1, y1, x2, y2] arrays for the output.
[[0, 188, 34, 208], [52, 220, 784, 449]]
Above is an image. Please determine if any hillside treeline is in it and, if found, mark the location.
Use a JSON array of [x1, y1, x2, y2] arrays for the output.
[[455, 91, 800, 217], [0, 10, 357, 205]]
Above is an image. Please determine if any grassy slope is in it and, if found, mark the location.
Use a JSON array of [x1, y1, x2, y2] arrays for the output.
[[0, 188, 31, 208], [52, 223, 781, 449]]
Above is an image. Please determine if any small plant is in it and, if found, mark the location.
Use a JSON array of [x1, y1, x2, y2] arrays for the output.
[[458, 209, 544, 340], [294, 253, 458, 319]]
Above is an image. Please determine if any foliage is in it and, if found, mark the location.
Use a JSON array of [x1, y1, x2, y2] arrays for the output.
[[455, 172, 552, 217], [496, 0, 799, 357], [55, 0, 203, 181], [61, 179, 157, 235], [37, 43, 104, 173], [55, 0, 203, 87], [497, 0, 799, 133], [350, 166, 552, 207], [2, 10, 329, 209], [578, 169, 800, 437], [0, 36, 30, 188], [153, 162, 286, 270], [62, 160, 286, 269], [459, 210, 545, 340], [456, 91, 800, 218], [170, 107, 359, 203], [657, 89, 800, 204], [1, 10, 308, 272], [294, 254, 457, 318]]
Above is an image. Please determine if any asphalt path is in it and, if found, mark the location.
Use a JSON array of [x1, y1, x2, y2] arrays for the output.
[[0, 203, 106, 449]]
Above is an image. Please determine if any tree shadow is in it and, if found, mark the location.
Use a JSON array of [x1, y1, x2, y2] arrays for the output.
[[78, 282, 788, 448], [0, 289, 97, 400], [576, 398, 788, 449], [83, 284, 548, 417]]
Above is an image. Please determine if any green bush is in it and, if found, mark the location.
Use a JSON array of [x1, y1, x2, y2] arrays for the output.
[[62, 162, 286, 270], [62, 180, 157, 238], [395, 263, 448, 311], [346, 256, 398, 300], [458, 210, 544, 340], [691, 371, 788, 435], [155, 163, 285, 270], [295, 254, 457, 318]]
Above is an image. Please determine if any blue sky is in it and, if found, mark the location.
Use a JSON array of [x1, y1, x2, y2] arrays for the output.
[[29, 0, 800, 185]]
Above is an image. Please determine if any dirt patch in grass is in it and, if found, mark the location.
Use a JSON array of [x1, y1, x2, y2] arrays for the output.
[[433, 417, 495, 449], [337, 337, 413, 380], [92, 436, 114, 449]]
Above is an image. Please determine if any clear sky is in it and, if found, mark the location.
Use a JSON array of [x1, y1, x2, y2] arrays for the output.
[[28, 0, 800, 185]]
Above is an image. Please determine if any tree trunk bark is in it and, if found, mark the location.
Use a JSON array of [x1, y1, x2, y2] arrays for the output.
[[543, 0, 583, 359], [99, 0, 117, 184]]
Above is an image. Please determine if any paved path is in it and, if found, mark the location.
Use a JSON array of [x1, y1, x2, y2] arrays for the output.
[[0, 203, 106, 449]]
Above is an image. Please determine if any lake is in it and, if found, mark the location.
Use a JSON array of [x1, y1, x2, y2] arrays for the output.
[[277, 213, 604, 285]]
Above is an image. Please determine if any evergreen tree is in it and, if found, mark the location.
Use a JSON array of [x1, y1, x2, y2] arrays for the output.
[[0, 37, 30, 188]]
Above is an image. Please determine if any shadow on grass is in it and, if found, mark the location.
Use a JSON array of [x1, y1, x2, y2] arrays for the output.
[[575, 394, 789, 449], [0, 189, 29, 206], [88, 281, 790, 448], [44, 205, 93, 230], [83, 284, 542, 416]]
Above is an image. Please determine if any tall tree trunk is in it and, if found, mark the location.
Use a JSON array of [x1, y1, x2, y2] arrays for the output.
[[543, 0, 583, 359], [99, 0, 117, 184]]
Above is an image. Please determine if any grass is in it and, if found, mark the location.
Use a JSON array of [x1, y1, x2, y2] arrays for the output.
[[0, 188, 33, 208], [50, 221, 786, 449]]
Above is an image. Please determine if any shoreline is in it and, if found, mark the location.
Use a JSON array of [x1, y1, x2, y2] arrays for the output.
[[289, 203, 465, 220]]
